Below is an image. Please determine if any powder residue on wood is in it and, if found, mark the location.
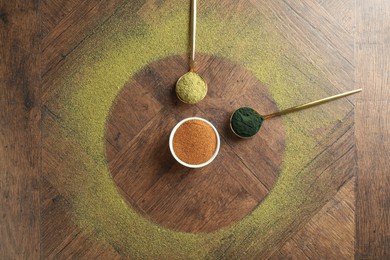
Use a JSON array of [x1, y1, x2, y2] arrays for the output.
[[173, 120, 217, 165], [46, 0, 353, 258]]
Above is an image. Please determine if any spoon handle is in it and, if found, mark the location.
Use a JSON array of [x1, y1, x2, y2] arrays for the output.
[[263, 88, 362, 120], [190, 0, 197, 72]]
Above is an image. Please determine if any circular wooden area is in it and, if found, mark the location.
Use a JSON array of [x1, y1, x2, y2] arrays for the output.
[[105, 54, 286, 233]]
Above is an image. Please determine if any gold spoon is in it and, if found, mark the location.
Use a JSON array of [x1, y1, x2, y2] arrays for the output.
[[230, 88, 362, 139], [176, 0, 208, 104]]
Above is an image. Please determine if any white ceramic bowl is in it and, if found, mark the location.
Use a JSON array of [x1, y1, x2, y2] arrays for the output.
[[169, 117, 220, 168]]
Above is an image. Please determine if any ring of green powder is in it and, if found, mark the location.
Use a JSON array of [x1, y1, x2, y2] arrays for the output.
[[53, 1, 348, 258]]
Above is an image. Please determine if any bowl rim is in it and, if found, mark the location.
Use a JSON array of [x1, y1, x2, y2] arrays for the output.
[[169, 117, 220, 168]]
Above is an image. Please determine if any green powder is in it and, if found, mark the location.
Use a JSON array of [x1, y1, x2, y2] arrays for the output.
[[231, 107, 264, 138], [176, 72, 207, 104], [43, 0, 353, 258]]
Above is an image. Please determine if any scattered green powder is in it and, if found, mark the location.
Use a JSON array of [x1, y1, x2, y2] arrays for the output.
[[176, 72, 207, 104], [231, 107, 264, 138], [44, 0, 354, 258]]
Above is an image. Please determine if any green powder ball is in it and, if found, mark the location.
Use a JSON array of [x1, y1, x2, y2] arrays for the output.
[[231, 107, 264, 138], [176, 72, 207, 104]]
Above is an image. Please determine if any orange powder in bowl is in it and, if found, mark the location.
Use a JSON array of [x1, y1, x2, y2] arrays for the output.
[[172, 119, 217, 165]]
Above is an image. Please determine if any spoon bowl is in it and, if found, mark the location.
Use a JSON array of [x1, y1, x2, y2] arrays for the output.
[[176, 71, 208, 104], [229, 107, 264, 139]]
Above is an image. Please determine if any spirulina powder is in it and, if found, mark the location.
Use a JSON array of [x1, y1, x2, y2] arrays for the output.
[[231, 107, 264, 138]]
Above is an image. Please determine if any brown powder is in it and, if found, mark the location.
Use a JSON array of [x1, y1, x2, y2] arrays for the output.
[[173, 119, 217, 165]]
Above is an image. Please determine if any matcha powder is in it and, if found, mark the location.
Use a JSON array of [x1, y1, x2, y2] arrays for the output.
[[176, 72, 207, 104], [231, 107, 264, 138]]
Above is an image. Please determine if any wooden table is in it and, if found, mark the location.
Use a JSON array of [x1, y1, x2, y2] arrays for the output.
[[1, 0, 389, 258]]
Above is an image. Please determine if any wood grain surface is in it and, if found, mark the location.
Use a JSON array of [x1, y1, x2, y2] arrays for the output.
[[105, 55, 284, 232], [1, 0, 389, 258], [0, 0, 40, 258], [355, 0, 390, 258]]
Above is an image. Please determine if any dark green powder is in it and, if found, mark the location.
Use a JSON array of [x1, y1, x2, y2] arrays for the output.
[[231, 107, 264, 138]]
